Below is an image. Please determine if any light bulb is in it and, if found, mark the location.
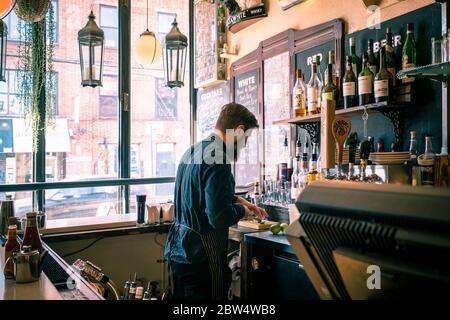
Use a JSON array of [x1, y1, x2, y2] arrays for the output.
[[134, 31, 162, 66]]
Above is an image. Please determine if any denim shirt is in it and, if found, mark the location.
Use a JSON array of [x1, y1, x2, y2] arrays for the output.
[[164, 134, 245, 265]]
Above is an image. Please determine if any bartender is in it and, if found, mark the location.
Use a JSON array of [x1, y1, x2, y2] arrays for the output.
[[165, 103, 267, 300]]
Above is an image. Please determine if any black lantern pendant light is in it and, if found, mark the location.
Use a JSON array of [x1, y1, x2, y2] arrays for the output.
[[163, 17, 188, 88], [0, 19, 7, 83], [78, 10, 105, 88]]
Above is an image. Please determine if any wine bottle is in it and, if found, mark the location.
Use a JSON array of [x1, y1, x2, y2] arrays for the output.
[[374, 46, 393, 103], [307, 62, 322, 115], [367, 39, 378, 75], [385, 27, 397, 87], [308, 143, 319, 182], [358, 53, 375, 105], [322, 62, 338, 104], [293, 69, 307, 117], [343, 55, 357, 109], [418, 135, 435, 187], [402, 23, 417, 84], [349, 37, 361, 77]]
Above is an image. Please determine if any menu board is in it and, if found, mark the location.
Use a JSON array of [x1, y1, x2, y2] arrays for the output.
[[196, 81, 230, 141], [234, 70, 260, 186], [263, 52, 290, 178]]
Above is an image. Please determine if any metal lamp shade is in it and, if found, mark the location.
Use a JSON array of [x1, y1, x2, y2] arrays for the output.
[[0, 20, 7, 83], [78, 11, 104, 88], [163, 18, 188, 88]]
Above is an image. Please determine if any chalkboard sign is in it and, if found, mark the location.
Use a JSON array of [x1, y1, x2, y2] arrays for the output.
[[234, 69, 260, 186], [196, 81, 230, 141]]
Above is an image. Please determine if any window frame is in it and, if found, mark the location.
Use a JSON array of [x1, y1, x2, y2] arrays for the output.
[[100, 4, 119, 49], [1, 1, 195, 217]]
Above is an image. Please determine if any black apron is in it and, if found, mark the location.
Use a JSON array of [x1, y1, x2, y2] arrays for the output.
[[167, 223, 231, 300]]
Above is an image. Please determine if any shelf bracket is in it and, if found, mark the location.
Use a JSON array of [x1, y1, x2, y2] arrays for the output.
[[378, 109, 404, 151], [297, 122, 320, 144]]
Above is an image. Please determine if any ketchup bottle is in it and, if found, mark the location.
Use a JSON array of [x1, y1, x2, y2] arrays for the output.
[[22, 212, 43, 253]]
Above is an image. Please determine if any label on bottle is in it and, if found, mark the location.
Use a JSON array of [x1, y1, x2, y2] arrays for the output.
[[307, 87, 318, 112], [374, 80, 389, 98], [358, 76, 373, 94], [280, 163, 288, 181], [322, 92, 334, 102], [402, 59, 416, 83], [421, 165, 435, 186], [343, 82, 356, 97]]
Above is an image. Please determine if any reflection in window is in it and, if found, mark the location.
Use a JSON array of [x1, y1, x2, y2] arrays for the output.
[[157, 12, 176, 41], [99, 75, 118, 118], [100, 5, 118, 48], [155, 77, 177, 120]]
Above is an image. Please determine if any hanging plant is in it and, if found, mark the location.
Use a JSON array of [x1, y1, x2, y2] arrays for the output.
[[13, 0, 52, 23], [16, 2, 56, 152]]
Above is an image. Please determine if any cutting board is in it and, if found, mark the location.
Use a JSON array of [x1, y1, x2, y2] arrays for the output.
[[238, 219, 279, 230]]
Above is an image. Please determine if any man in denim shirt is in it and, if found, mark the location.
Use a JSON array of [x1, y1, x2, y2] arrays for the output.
[[165, 103, 267, 300]]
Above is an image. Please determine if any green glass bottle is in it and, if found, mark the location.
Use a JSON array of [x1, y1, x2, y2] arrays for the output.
[[322, 62, 338, 104], [358, 53, 374, 106], [349, 37, 361, 77], [385, 27, 397, 87], [367, 39, 378, 76], [374, 46, 393, 103], [343, 55, 357, 109], [402, 23, 417, 84]]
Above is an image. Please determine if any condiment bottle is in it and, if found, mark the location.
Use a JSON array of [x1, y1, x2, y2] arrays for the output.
[[135, 286, 144, 300], [22, 212, 43, 254], [123, 274, 131, 300], [4, 218, 21, 279]]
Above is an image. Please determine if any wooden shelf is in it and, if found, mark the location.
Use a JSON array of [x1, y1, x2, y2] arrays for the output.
[[272, 101, 405, 125], [397, 61, 450, 83]]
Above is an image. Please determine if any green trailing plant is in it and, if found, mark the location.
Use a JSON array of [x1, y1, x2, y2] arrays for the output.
[[16, 2, 56, 152]]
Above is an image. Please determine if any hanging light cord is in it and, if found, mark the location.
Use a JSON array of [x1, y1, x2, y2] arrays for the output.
[[146, 0, 149, 31]]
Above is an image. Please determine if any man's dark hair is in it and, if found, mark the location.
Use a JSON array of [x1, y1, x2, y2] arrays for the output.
[[215, 103, 259, 132]]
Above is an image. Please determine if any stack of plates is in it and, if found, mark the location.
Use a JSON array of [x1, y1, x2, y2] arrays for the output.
[[335, 148, 361, 165], [369, 152, 410, 165]]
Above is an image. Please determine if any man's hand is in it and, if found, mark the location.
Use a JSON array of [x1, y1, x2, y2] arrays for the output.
[[236, 196, 269, 220]]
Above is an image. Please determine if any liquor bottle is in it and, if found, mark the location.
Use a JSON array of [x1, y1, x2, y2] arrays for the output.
[[280, 135, 290, 182], [358, 53, 375, 106], [293, 69, 307, 117], [307, 62, 322, 115], [385, 27, 397, 87], [22, 212, 43, 254], [128, 272, 137, 300], [143, 282, 151, 300], [253, 181, 261, 206], [402, 23, 417, 84], [367, 39, 378, 76], [406, 131, 420, 186], [322, 60, 338, 104], [418, 135, 436, 187], [3, 219, 21, 279], [315, 55, 324, 111], [308, 143, 319, 182], [291, 158, 301, 202], [136, 286, 144, 300], [299, 141, 309, 191], [349, 37, 361, 76], [295, 138, 302, 161], [374, 46, 393, 103], [123, 274, 131, 300], [343, 55, 357, 109]]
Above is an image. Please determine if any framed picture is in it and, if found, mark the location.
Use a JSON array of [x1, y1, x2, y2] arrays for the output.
[[194, 0, 227, 88]]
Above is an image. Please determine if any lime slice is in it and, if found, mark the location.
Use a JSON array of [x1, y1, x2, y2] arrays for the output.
[[270, 223, 281, 235]]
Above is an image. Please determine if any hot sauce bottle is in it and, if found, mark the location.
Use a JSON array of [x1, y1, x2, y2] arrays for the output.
[[22, 212, 43, 254], [4, 218, 21, 279]]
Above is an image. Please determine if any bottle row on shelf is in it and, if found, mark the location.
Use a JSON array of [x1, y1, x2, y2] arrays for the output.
[[292, 24, 417, 118]]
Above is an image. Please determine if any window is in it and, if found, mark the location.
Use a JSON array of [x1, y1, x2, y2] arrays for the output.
[[155, 77, 177, 120], [131, 2, 190, 181], [157, 12, 176, 41], [6, 1, 59, 43], [99, 75, 118, 118], [100, 5, 118, 48]]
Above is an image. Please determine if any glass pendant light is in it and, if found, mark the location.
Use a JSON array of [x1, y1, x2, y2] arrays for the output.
[[134, 0, 162, 66]]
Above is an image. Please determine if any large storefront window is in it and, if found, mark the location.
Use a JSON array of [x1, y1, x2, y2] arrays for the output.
[[130, 1, 191, 198]]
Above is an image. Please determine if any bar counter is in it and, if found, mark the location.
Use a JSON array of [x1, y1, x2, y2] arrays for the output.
[[0, 243, 103, 300]]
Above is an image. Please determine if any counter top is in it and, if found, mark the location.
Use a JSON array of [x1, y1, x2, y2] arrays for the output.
[[244, 231, 294, 254], [1, 247, 62, 300]]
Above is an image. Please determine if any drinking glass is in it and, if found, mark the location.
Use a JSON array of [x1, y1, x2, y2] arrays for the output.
[[442, 36, 448, 63]]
